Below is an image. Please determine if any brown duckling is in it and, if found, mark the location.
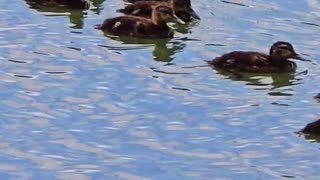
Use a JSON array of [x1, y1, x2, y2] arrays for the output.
[[119, 0, 200, 22], [95, 5, 185, 38], [300, 119, 320, 135], [208, 41, 308, 73], [25, 0, 89, 9]]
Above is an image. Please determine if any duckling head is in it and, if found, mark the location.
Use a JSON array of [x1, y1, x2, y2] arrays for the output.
[[152, 5, 185, 25], [269, 41, 306, 61], [170, 0, 200, 21]]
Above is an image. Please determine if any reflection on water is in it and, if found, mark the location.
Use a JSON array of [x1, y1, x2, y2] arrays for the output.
[[213, 68, 307, 97], [174, 21, 199, 34], [24, 0, 105, 29], [96, 17, 198, 62], [301, 134, 320, 143], [100, 35, 186, 62], [2, 0, 320, 179], [91, 0, 106, 14], [153, 40, 186, 62]]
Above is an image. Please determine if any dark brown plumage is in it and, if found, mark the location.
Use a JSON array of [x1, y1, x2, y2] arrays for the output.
[[208, 42, 307, 73], [95, 5, 185, 38], [301, 119, 320, 135], [25, 0, 89, 9], [119, 0, 200, 22], [125, 0, 165, 2]]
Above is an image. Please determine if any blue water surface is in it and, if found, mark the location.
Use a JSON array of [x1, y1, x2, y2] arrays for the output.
[[0, 0, 320, 179]]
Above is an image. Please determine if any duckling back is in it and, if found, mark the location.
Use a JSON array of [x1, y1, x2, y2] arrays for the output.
[[210, 51, 267, 68], [301, 119, 320, 135], [95, 16, 173, 38], [209, 51, 297, 73]]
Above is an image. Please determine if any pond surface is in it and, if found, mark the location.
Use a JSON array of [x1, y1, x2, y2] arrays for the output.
[[0, 0, 320, 179]]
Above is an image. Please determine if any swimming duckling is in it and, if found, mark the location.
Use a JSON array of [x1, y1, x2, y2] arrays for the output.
[[300, 119, 320, 135], [208, 41, 307, 73], [25, 0, 89, 9], [120, 0, 200, 22], [95, 5, 185, 38]]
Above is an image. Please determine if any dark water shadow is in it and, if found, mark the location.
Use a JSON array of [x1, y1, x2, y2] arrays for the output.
[[24, 0, 105, 29], [300, 134, 320, 143], [174, 20, 200, 34], [213, 68, 306, 97], [220, 0, 248, 7], [101, 35, 186, 62]]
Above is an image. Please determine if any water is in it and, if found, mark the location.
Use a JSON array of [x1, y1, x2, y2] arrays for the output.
[[0, 0, 320, 179]]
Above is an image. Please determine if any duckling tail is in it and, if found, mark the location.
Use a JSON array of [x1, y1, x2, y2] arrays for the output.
[[116, 9, 125, 13], [204, 60, 214, 65], [94, 24, 103, 30]]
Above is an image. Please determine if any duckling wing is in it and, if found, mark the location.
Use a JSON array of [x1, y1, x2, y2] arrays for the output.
[[211, 51, 269, 69], [247, 52, 270, 65], [240, 53, 272, 72], [97, 16, 149, 36], [97, 15, 173, 38]]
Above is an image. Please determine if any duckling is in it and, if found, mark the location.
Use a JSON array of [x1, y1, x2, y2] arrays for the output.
[[208, 41, 307, 73], [119, 0, 200, 22], [95, 5, 185, 38], [300, 119, 320, 135], [25, 0, 89, 9]]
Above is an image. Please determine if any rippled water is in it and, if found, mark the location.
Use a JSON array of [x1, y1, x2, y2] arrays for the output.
[[1, 0, 320, 179]]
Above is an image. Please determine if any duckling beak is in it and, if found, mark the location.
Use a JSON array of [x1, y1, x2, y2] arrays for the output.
[[171, 14, 186, 25], [293, 53, 311, 62], [188, 7, 200, 20]]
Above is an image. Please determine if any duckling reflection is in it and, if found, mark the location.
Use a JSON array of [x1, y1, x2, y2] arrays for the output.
[[24, 0, 106, 29], [153, 39, 186, 62], [174, 19, 198, 34], [24, 0, 90, 29], [301, 134, 320, 143], [100, 35, 186, 62], [213, 68, 305, 96], [91, 0, 106, 14]]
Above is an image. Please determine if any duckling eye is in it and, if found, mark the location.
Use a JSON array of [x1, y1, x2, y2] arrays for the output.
[[159, 10, 169, 14]]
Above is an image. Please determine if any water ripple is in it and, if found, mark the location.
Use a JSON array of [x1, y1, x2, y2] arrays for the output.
[[0, 0, 319, 179]]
